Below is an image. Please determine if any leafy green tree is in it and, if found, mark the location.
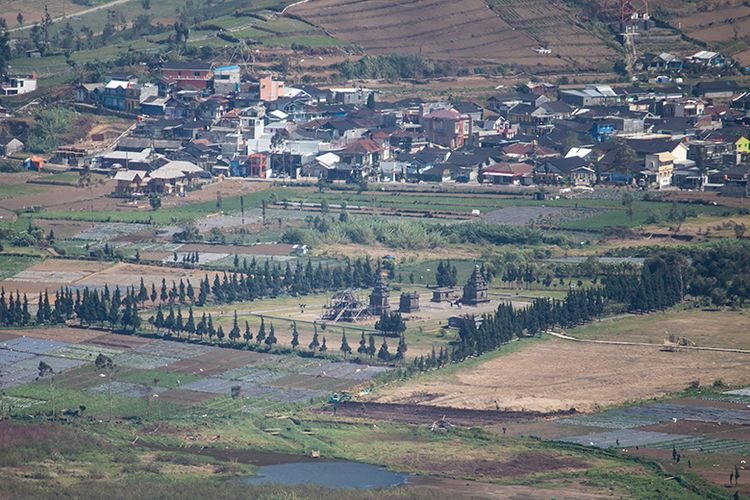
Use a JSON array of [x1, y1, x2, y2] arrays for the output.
[[149, 194, 162, 210], [26, 108, 77, 153]]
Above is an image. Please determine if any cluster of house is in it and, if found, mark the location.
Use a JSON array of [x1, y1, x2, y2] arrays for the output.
[[637, 50, 729, 74], [9, 59, 747, 198]]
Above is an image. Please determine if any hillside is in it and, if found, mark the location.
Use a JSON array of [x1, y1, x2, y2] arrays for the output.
[[289, 0, 618, 73]]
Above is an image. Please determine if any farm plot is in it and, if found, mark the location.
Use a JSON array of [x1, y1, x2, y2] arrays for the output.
[[75, 262, 224, 290], [561, 430, 688, 449], [291, 0, 614, 70], [113, 351, 179, 370], [86, 381, 167, 398], [161, 349, 266, 376], [671, 4, 750, 43], [561, 402, 750, 430], [0, 336, 69, 355], [156, 389, 216, 405], [648, 436, 750, 455], [0, 259, 114, 296], [372, 338, 750, 412], [0, 355, 86, 388], [73, 223, 151, 241], [12, 327, 106, 345]]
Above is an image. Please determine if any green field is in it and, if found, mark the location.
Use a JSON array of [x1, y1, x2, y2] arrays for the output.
[[0, 254, 42, 279]]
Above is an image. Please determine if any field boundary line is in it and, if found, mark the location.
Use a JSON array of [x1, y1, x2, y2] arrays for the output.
[[548, 331, 750, 354]]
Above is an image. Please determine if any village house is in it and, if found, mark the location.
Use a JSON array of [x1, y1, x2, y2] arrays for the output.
[[102, 79, 158, 113], [422, 109, 470, 149], [694, 80, 739, 100], [259, 74, 285, 102], [535, 156, 596, 186], [147, 160, 204, 194], [0, 74, 37, 96], [160, 61, 214, 91], [560, 85, 622, 107], [0, 136, 24, 156], [212, 65, 241, 95], [113, 170, 149, 197], [480, 162, 534, 185]]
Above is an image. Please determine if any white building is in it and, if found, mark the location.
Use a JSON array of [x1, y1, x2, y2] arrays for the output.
[[1, 74, 37, 96]]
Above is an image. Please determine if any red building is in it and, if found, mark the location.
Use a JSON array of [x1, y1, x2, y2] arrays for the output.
[[421, 108, 470, 149], [160, 61, 214, 90], [248, 153, 269, 178]]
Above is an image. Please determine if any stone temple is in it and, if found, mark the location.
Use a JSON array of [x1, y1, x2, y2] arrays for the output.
[[462, 265, 490, 305]]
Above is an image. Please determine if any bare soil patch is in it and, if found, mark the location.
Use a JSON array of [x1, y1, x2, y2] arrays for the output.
[[290, 0, 614, 70], [86, 333, 156, 350], [407, 451, 589, 480], [318, 401, 576, 426], [407, 476, 613, 500], [76, 262, 224, 289], [156, 389, 216, 405], [162, 349, 266, 376], [7, 327, 96, 344], [373, 339, 750, 412]]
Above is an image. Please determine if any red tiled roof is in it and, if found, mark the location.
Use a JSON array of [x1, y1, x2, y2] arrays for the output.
[[342, 138, 383, 154]]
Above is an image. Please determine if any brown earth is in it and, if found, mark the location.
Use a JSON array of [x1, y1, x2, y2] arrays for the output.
[[405, 450, 589, 480], [372, 339, 750, 412], [156, 389, 216, 405], [162, 349, 267, 376], [290, 0, 614, 71], [2, 326, 98, 344], [85, 332, 156, 349], [317, 401, 577, 426], [407, 476, 614, 500]]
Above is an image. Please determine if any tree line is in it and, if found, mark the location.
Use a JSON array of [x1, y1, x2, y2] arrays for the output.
[[0, 286, 141, 332]]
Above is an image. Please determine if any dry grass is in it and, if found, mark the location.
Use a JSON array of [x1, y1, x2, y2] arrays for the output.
[[373, 333, 750, 412]]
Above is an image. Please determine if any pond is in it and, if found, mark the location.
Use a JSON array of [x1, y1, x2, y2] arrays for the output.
[[243, 461, 410, 489]]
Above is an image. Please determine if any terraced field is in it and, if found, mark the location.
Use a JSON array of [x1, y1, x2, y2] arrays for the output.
[[290, 0, 616, 71]]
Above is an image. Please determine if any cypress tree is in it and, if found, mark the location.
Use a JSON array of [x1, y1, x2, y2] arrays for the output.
[[244, 320, 253, 344], [290, 321, 299, 350], [357, 332, 367, 356], [265, 323, 277, 346], [377, 338, 390, 361], [340, 329, 352, 358]]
